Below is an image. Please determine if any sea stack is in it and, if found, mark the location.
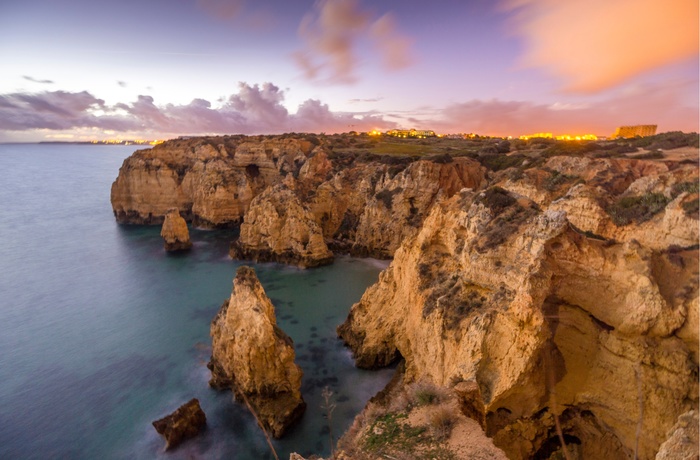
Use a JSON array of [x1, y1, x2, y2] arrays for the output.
[[160, 208, 192, 251], [208, 266, 305, 438], [152, 398, 206, 450]]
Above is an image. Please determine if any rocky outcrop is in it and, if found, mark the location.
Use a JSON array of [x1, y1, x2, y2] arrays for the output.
[[112, 136, 488, 261], [655, 410, 698, 460], [208, 266, 305, 437], [351, 157, 485, 257], [152, 399, 206, 450], [160, 208, 192, 251], [338, 182, 698, 459], [111, 137, 319, 227], [230, 184, 334, 268]]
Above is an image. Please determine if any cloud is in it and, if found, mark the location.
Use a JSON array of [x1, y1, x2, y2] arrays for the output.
[[295, 0, 413, 83], [1, 80, 695, 140], [348, 97, 384, 104], [22, 76, 54, 84], [370, 14, 413, 70], [196, 0, 245, 20], [117, 81, 127, 87], [431, 80, 699, 136], [503, 0, 699, 92], [0, 84, 396, 137]]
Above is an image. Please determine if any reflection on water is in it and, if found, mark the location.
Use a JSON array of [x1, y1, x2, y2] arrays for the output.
[[0, 144, 393, 460]]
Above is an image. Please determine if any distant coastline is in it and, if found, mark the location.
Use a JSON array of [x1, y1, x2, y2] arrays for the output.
[[0, 140, 161, 146]]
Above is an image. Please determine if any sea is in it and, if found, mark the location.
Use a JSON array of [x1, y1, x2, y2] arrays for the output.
[[0, 143, 394, 460]]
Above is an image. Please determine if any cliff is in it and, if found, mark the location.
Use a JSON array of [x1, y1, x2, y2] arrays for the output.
[[111, 137, 316, 227], [338, 160, 699, 459], [208, 266, 305, 437], [230, 183, 334, 268], [111, 136, 486, 263]]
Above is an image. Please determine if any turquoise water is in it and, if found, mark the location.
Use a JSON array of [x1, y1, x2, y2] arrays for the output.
[[0, 144, 392, 459]]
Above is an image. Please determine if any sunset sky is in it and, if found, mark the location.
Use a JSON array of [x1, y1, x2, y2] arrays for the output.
[[1, 0, 698, 142]]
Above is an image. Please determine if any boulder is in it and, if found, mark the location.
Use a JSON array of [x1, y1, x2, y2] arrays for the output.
[[152, 398, 206, 450]]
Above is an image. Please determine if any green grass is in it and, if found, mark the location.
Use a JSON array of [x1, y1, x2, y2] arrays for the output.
[[362, 411, 456, 459], [606, 193, 671, 226], [364, 412, 424, 452]]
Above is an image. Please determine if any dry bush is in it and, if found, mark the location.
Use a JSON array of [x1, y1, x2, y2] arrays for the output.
[[407, 381, 448, 407], [426, 404, 457, 441]]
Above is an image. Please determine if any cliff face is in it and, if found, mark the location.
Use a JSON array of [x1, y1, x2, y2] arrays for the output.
[[338, 159, 699, 459], [230, 183, 334, 268], [111, 137, 316, 227], [111, 136, 486, 263], [209, 266, 305, 438]]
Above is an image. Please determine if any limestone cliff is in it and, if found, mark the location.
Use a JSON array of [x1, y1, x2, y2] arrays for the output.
[[209, 266, 305, 438], [160, 208, 192, 251], [338, 181, 698, 459], [111, 137, 317, 227], [111, 137, 488, 262], [230, 183, 334, 268]]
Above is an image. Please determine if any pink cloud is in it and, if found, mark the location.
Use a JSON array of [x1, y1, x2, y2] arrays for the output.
[[503, 0, 699, 92], [196, 0, 246, 20], [432, 80, 699, 136], [370, 14, 413, 70], [296, 0, 413, 83], [0, 84, 396, 137]]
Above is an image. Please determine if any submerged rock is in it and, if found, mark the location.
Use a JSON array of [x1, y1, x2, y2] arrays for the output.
[[152, 398, 206, 450], [208, 266, 306, 437], [160, 208, 192, 251]]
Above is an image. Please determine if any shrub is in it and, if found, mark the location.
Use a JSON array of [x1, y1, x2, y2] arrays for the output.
[[606, 193, 671, 226], [408, 382, 445, 407], [476, 186, 516, 213], [426, 405, 457, 441], [682, 198, 699, 218], [478, 153, 526, 172], [543, 170, 580, 192], [671, 181, 699, 197], [630, 150, 664, 159], [375, 188, 402, 210]]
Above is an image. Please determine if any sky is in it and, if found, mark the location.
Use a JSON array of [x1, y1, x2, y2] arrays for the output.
[[0, 0, 698, 142]]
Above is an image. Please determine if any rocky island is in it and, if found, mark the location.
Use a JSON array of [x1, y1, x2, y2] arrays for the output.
[[111, 131, 699, 459], [209, 266, 306, 438]]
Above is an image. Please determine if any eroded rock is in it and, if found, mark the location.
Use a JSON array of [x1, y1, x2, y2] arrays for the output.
[[230, 184, 334, 268], [338, 184, 698, 459], [209, 266, 305, 437], [152, 398, 206, 450], [160, 208, 192, 251]]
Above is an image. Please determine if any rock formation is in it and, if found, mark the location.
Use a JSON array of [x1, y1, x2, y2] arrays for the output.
[[111, 137, 317, 227], [655, 410, 698, 460], [111, 133, 699, 457], [339, 171, 698, 459], [208, 266, 305, 438], [230, 184, 334, 268], [111, 136, 486, 262], [160, 208, 192, 251], [152, 398, 206, 450]]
